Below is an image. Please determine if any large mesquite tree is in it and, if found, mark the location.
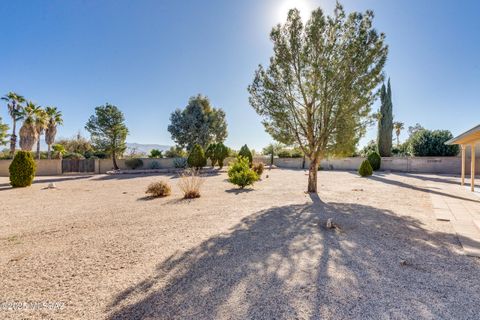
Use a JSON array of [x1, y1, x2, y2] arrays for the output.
[[248, 4, 388, 192], [377, 79, 393, 156]]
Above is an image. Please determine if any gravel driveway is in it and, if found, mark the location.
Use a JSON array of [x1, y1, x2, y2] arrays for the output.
[[1, 170, 479, 319]]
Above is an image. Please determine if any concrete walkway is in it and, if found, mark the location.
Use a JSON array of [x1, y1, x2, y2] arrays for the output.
[[426, 175, 480, 257]]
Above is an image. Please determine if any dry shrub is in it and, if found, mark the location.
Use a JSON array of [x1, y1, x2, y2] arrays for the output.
[[146, 180, 172, 198], [179, 169, 203, 199], [252, 162, 264, 177]]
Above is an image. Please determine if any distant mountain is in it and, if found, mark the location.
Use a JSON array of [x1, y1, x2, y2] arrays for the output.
[[126, 143, 172, 155]]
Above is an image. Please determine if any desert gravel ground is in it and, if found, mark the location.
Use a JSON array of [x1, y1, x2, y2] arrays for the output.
[[1, 169, 480, 320]]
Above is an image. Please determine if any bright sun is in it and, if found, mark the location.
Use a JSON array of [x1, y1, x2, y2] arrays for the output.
[[276, 0, 315, 23]]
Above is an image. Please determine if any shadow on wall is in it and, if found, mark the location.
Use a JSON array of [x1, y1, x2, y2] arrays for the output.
[[107, 196, 480, 319]]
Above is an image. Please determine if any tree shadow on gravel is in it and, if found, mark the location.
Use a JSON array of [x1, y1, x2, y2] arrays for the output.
[[355, 172, 480, 204], [225, 188, 256, 195], [107, 196, 480, 319]]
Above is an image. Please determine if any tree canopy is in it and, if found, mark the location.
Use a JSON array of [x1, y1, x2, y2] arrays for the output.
[[248, 4, 388, 192], [85, 103, 128, 170], [168, 95, 227, 151], [0, 117, 9, 146]]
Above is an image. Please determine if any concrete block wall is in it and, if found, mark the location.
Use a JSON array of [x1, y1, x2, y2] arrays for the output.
[[97, 156, 270, 173], [273, 156, 480, 175], [97, 158, 177, 173], [1, 156, 477, 176], [0, 159, 62, 176]]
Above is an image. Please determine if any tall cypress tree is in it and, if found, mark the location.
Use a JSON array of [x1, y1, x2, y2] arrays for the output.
[[377, 79, 393, 157]]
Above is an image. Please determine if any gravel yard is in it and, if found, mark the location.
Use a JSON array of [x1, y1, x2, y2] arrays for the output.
[[1, 169, 480, 319]]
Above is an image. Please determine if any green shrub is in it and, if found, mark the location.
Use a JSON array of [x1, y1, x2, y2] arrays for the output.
[[408, 129, 459, 156], [290, 148, 303, 158], [277, 149, 291, 158], [125, 158, 144, 170], [359, 140, 377, 157], [228, 157, 259, 189], [252, 162, 264, 177], [173, 157, 187, 168], [146, 181, 171, 197], [277, 148, 303, 158], [205, 143, 217, 167], [83, 151, 109, 159], [9, 151, 36, 187], [367, 152, 381, 171], [63, 152, 85, 160], [358, 159, 373, 177], [215, 143, 229, 169], [165, 146, 187, 158], [149, 161, 161, 169], [187, 144, 207, 169], [148, 149, 163, 158], [238, 144, 253, 166]]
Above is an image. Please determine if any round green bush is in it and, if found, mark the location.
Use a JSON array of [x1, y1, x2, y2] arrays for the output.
[[228, 156, 258, 189], [205, 143, 217, 167], [187, 144, 207, 169], [238, 144, 253, 166], [408, 129, 459, 156], [214, 143, 229, 169], [125, 158, 144, 170], [9, 151, 36, 187], [358, 159, 373, 177], [367, 152, 381, 171]]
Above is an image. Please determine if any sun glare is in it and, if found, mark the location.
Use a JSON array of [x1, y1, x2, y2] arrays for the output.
[[276, 0, 315, 23]]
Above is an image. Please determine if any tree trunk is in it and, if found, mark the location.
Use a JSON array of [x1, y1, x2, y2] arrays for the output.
[[47, 144, 51, 159], [307, 157, 319, 193], [112, 151, 119, 170], [10, 120, 16, 157], [36, 137, 41, 160], [270, 152, 274, 166]]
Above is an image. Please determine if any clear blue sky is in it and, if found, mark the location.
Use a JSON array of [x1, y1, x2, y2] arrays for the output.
[[1, 0, 479, 151]]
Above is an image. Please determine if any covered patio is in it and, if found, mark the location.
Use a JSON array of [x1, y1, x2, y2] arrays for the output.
[[446, 124, 480, 192]]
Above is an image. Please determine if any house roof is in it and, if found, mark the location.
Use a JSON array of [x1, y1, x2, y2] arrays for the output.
[[445, 124, 480, 145]]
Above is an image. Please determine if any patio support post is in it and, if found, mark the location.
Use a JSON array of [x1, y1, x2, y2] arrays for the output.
[[472, 143, 476, 192], [461, 145, 466, 186]]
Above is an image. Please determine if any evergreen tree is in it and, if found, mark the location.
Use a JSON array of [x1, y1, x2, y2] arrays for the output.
[[168, 95, 227, 151], [377, 79, 393, 157], [238, 144, 253, 166], [248, 4, 388, 192], [85, 103, 128, 170]]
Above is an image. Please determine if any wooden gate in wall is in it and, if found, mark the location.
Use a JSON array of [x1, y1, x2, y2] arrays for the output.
[[62, 159, 95, 173]]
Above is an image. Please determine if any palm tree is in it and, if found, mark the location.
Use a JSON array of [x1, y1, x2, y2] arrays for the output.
[[1, 92, 25, 156], [19, 102, 40, 151], [393, 121, 404, 147], [44, 107, 63, 159], [34, 107, 48, 159]]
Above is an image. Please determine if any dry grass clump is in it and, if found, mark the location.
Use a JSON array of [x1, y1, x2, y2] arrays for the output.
[[179, 169, 204, 199], [146, 180, 172, 198]]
